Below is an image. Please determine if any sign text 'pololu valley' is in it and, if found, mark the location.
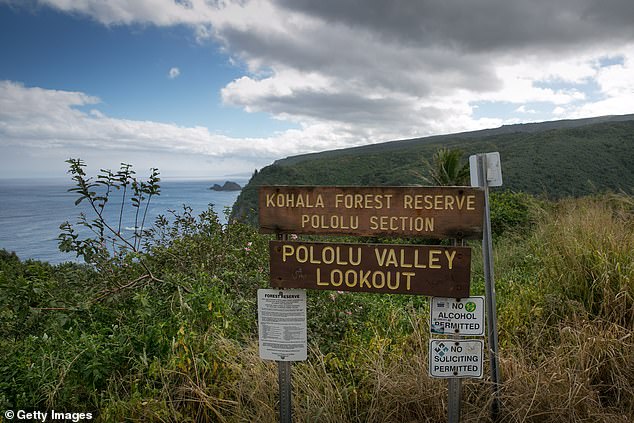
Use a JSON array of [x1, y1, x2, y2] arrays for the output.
[[259, 186, 485, 238], [269, 241, 471, 297]]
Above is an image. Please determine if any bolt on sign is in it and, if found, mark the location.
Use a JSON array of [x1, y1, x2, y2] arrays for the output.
[[259, 186, 485, 239], [429, 339, 484, 378], [269, 240, 471, 297]]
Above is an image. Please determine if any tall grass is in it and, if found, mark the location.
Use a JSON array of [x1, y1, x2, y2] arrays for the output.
[[531, 195, 633, 326], [4, 196, 633, 421], [98, 195, 633, 421], [495, 194, 634, 421]]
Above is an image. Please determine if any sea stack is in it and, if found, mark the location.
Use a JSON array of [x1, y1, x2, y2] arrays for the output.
[[210, 181, 242, 191]]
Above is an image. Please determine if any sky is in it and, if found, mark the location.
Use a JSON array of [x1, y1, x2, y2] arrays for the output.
[[0, 0, 633, 179]]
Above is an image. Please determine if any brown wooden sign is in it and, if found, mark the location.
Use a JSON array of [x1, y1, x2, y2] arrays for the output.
[[259, 186, 484, 239], [269, 240, 471, 297]]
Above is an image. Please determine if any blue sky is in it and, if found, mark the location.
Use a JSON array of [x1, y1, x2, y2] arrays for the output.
[[0, 7, 293, 135], [1, 0, 633, 179]]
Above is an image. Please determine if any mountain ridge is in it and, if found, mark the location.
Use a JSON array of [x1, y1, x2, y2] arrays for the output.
[[274, 114, 634, 166], [232, 114, 634, 222]]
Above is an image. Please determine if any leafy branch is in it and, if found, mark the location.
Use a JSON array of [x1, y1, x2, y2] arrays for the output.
[[59, 159, 163, 293]]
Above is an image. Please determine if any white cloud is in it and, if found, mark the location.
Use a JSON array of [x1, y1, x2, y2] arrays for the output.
[[34, 0, 217, 26], [0, 81, 356, 176], [208, 1, 634, 140], [2, 0, 634, 176], [541, 45, 634, 119], [168, 67, 180, 79], [515, 106, 536, 114], [0, 81, 248, 155]]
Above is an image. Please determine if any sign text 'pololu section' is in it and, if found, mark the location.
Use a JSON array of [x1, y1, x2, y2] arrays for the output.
[[259, 186, 485, 239]]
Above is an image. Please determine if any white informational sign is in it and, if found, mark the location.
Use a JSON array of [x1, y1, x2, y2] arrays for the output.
[[429, 339, 484, 378], [430, 296, 485, 336], [469, 152, 503, 187], [258, 289, 307, 361]]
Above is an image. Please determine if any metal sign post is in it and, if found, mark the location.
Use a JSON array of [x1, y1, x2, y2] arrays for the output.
[[278, 361, 292, 423], [473, 153, 502, 419], [434, 296, 487, 421], [447, 239, 462, 423], [447, 336, 462, 423], [277, 233, 293, 423]]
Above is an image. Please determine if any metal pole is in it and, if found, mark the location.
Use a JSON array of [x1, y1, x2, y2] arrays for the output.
[[278, 360, 292, 423], [448, 368, 461, 423], [276, 233, 293, 423], [477, 154, 501, 419], [447, 334, 463, 423], [447, 239, 462, 423]]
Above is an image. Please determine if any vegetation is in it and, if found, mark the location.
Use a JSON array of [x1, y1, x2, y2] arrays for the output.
[[419, 147, 470, 186], [1, 160, 633, 421], [231, 116, 634, 222]]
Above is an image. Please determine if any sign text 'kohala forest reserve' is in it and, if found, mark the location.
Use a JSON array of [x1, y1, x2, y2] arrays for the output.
[[269, 241, 471, 297], [259, 186, 485, 239]]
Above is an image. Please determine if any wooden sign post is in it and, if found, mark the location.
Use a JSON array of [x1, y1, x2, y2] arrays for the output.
[[258, 185, 487, 423], [269, 241, 471, 297], [259, 186, 484, 239]]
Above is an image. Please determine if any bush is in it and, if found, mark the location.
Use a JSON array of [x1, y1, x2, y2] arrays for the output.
[[2, 160, 633, 421], [489, 190, 540, 236]]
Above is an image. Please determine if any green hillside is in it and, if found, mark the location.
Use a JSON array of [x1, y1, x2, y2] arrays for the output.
[[232, 115, 634, 221], [2, 161, 633, 421]]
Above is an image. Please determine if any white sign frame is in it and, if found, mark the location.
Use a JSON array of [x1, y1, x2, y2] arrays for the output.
[[469, 152, 503, 187], [258, 289, 307, 361], [429, 339, 484, 379], [430, 296, 485, 336]]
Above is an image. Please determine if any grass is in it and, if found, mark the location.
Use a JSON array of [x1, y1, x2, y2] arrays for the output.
[[2, 194, 633, 421]]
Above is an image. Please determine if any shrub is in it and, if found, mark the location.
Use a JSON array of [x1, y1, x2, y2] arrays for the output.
[[489, 190, 540, 237]]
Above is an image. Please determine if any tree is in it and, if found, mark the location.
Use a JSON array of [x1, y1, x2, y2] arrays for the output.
[[421, 148, 470, 186], [58, 159, 162, 301]]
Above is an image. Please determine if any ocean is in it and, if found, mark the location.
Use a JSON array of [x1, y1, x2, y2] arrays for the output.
[[0, 178, 248, 264]]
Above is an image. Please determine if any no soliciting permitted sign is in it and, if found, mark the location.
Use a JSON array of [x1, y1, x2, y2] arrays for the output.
[[429, 339, 483, 378]]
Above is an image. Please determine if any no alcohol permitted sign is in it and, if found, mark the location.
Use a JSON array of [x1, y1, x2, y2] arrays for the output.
[[430, 296, 485, 336]]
